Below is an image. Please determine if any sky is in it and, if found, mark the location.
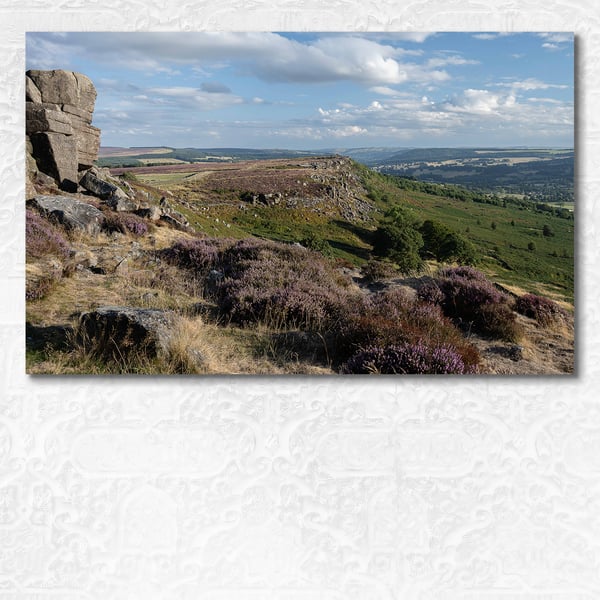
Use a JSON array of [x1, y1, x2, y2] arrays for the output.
[[26, 32, 574, 150]]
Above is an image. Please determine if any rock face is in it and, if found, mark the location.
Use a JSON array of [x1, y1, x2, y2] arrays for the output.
[[26, 70, 101, 191], [80, 168, 138, 211], [78, 306, 177, 360], [28, 195, 104, 235]]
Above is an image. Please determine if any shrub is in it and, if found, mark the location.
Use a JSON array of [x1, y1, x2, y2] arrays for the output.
[[372, 206, 424, 274], [543, 224, 555, 237], [360, 259, 397, 283], [426, 266, 520, 341], [215, 239, 350, 330], [300, 233, 332, 256], [342, 341, 474, 374], [477, 303, 523, 342], [334, 288, 480, 369], [437, 232, 478, 265], [161, 237, 224, 273], [102, 212, 149, 236], [372, 222, 423, 273], [417, 280, 445, 305], [515, 293, 567, 326], [26, 273, 60, 301], [26, 210, 71, 260]]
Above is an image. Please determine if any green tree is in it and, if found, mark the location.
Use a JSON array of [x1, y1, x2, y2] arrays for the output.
[[438, 232, 478, 265], [372, 206, 424, 273], [372, 222, 423, 273], [419, 220, 451, 259], [543, 224, 555, 237]]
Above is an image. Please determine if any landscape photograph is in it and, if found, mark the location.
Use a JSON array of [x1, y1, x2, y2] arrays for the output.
[[24, 31, 575, 375]]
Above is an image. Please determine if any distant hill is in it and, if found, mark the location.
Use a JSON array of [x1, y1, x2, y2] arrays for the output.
[[97, 146, 326, 167], [369, 147, 575, 204], [97, 146, 575, 205]]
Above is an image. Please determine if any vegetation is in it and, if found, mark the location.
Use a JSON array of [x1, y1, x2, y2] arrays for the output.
[[27, 153, 574, 374], [418, 266, 523, 342], [375, 147, 574, 204], [515, 293, 567, 327]]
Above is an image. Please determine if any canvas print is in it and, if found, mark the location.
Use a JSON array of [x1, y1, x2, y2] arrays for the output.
[[25, 32, 574, 374]]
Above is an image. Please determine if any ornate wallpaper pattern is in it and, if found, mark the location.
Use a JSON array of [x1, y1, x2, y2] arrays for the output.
[[1, 1, 599, 598]]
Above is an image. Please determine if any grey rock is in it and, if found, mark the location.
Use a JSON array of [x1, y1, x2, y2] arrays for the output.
[[26, 70, 97, 114], [28, 194, 104, 234], [29, 132, 79, 192], [26, 69, 101, 179], [26, 103, 73, 136], [25, 75, 42, 103], [159, 212, 190, 231], [72, 120, 101, 170], [135, 205, 162, 221], [77, 306, 177, 360], [79, 169, 137, 211]]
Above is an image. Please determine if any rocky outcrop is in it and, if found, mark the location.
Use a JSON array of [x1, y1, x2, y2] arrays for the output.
[[26, 70, 101, 191], [157, 197, 191, 230], [78, 306, 178, 360], [80, 168, 138, 212], [28, 195, 104, 235]]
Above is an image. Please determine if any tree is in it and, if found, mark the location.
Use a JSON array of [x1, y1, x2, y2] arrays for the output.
[[371, 206, 426, 273], [372, 222, 423, 273], [542, 224, 555, 237], [419, 219, 477, 265], [438, 232, 478, 265], [528, 241, 536, 252]]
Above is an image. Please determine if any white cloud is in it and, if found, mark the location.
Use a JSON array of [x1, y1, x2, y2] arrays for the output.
[[538, 32, 573, 43], [426, 55, 479, 68], [146, 86, 244, 110], [538, 33, 573, 51], [472, 33, 514, 41], [26, 32, 454, 87], [327, 125, 368, 137], [443, 89, 516, 114], [496, 78, 569, 91], [369, 86, 401, 96]]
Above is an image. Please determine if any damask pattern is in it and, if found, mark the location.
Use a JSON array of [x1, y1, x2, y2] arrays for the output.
[[1, 1, 599, 598]]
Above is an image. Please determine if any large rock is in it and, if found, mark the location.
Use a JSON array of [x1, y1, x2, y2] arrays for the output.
[[79, 169, 137, 211], [77, 306, 177, 360], [26, 104, 73, 136], [26, 70, 97, 113], [29, 132, 79, 192], [28, 194, 104, 234], [26, 76, 42, 103], [26, 69, 101, 182]]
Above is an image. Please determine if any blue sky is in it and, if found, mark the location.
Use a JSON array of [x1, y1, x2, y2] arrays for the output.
[[26, 32, 574, 149]]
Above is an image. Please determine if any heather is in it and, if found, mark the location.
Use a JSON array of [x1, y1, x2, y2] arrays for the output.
[[161, 237, 227, 274], [163, 237, 353, 331], [26, 151, 573, 375], [515, 293, 567, 326], [217, 241, 350, 330], [335, 288, 480, 370], [26, 209, 71, 260], [342, 342, 474, 375], [420, 266, 522, 342], [102, 212, 149, 236]]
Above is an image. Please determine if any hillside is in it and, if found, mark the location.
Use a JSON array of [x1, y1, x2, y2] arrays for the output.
[[373, 147, 574, 204], [25, 70, 574, 376], [27, 156, 574, 375]]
